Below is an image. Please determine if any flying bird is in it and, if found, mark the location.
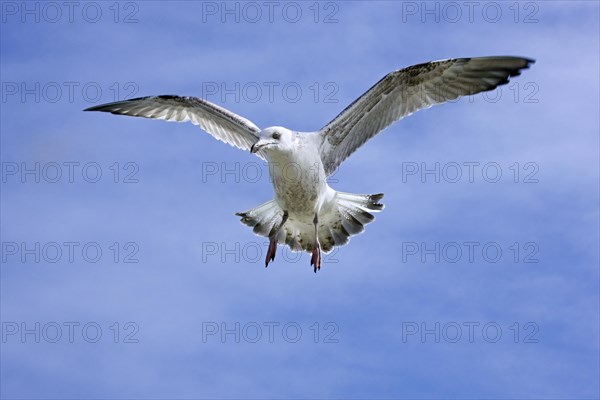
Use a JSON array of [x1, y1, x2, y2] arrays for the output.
[[85, 56, 534, 272]]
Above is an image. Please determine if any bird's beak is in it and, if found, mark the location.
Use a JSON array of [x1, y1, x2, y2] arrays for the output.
[[250, 140, 269, 154]]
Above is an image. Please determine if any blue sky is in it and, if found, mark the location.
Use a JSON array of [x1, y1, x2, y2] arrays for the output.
[[1, 1, 598, 399]]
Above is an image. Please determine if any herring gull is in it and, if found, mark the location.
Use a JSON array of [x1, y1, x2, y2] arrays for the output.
[[85, 56, 534, 272]]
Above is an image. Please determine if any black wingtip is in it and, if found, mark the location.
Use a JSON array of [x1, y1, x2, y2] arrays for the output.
[[83, 95, 184, 113], [511, 57, 535, 76], [83, 102, 121, 112], [522, 57, 536, 69]]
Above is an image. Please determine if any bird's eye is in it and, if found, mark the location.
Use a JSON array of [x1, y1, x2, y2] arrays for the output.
[[272, 132, 281, 140]]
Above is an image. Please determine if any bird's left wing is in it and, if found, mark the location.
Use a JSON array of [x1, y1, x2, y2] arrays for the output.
[[318, 56, 534, 175], [85, 95, 262, 156]]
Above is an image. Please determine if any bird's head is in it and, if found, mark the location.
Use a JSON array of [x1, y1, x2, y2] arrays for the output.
[[251, 126, 294, 154]]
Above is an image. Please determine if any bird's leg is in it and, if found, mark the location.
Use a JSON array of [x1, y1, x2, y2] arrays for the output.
[[266, 210, 288, 268], [310, 213, 322, 273]]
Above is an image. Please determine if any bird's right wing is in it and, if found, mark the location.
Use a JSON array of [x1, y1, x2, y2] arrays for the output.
[[85, 95, 262, 155]]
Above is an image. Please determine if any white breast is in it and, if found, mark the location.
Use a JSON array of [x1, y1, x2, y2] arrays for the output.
[[267, 133, 329, 216]]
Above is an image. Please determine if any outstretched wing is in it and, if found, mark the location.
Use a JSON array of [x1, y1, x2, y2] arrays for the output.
[[85, 95, 262, 155], [318, 56, 535, 175]]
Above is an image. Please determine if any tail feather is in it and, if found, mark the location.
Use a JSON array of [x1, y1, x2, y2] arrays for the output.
[[235, 200, 283, 238], [236, 192, 384, 255], [318, 191, 384, 252], [327, 224, 349, 248], [337, 192, 385, 211]]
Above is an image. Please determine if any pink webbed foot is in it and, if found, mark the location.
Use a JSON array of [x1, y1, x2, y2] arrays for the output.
[[265, 211, 288, 268], [310, 244, 321, 273], [265, 237, 277, 268]]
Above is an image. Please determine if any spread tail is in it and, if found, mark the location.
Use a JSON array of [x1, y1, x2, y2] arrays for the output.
[[236, 192, 384, 254]]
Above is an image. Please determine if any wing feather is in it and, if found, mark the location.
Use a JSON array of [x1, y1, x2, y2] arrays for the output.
[[85, 95, 262, 156], [319, 56, 535, 175]]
